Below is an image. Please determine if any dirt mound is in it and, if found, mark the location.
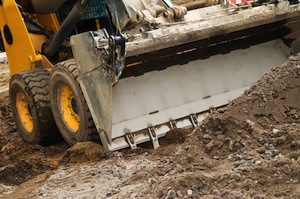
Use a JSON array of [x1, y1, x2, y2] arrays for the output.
[[60, 142, 108, 165], [175, 54, 300, 197], [189, 55, 300, 158]]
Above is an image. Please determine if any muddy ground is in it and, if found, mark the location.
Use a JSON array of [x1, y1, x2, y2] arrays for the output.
[[0, 54, 300, 198]]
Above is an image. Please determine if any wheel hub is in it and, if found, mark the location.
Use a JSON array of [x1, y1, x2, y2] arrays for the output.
[[16, 91, 33, 133], [57, 84, 80, 132]]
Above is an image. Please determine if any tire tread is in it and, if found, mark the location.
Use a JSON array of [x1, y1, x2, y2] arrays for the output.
[[54, 59, 99, 142], [10, 68, 58, 145]]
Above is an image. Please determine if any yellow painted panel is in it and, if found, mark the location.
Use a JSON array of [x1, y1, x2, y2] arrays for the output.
[[0, 0, 42, 75], [34, 13, 60, 32], [30, 33, 47, 53]]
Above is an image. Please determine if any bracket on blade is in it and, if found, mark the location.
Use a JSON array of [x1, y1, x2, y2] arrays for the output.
[[190, 114, 199, 128], [108, 34, 126, 84], [125, 133, 137, 149], [148, 127, 160, 149], [169, 120, 177, 130]]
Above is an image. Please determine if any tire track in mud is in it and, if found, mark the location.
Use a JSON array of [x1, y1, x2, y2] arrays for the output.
[[28, 158, 158, 198]]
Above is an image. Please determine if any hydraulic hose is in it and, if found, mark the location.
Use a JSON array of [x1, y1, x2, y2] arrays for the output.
[[42, 0, 88, 57]]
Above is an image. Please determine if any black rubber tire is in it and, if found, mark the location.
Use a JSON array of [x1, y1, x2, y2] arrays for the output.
[[9, 68, 58, 146], [49, 59, 99, 146]]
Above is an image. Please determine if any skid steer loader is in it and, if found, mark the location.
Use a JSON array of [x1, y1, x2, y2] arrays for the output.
[[1, 0, 299, 151]]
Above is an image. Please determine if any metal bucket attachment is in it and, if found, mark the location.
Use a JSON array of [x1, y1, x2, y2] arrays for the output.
[[72, 30, 288, 151]]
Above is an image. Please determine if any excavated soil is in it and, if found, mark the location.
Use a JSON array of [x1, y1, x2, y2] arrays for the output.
[[0, 54, 300, 198]]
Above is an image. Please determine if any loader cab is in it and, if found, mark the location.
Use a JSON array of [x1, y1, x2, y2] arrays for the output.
[[17, 0, 114, 36], [17, 0, 67, 13], [18, 0, 113, 33], [57, 0, 114, 34]]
